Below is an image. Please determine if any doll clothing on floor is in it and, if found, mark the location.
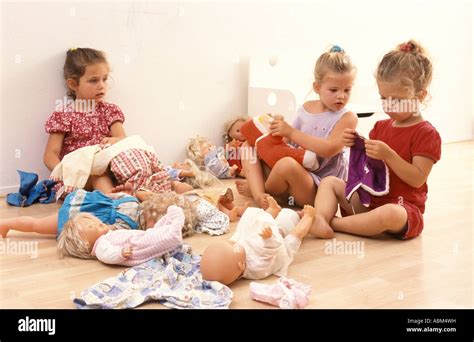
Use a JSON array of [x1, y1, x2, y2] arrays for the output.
[[7, 170, 56, 207], [74, 245, 233, 309], [249, 277, 311, 309]]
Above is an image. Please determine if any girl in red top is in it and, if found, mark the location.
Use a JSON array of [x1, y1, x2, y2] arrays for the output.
[[311, 40, 441, 240], [44, 48, 126, 193]]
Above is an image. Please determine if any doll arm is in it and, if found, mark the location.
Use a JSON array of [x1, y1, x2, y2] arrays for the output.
[[259, 227, 282, 249], [178, 169, 195, 178], [94, 239, 128, 265]]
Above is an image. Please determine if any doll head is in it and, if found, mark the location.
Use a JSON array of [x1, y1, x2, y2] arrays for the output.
[[223, 116, 249, 144], [141, 191, 197, 237], [200, 240, 246, 285], [57, 213, 110, 259], [186, 136, 215, 166]]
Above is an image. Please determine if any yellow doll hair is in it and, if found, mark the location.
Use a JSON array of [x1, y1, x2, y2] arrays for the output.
[[141, 192, 198, 237], [57, 212, 98, 260]]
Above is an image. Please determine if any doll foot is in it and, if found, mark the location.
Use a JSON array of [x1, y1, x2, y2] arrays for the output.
[[302, 205, 316, 219], [266, 196, 281, 215], [237, 202, 250, 217], [227, 207, 239, 222], [309, 214, 334, 239]]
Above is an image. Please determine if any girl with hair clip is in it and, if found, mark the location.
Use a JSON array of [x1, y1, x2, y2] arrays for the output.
[[311, 40, 441, 240], [44, 47, 127, 195], [236, 46, 358, 220]]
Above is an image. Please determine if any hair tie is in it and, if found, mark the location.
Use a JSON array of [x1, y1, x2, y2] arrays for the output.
[[330, 45, 344, 53], [69, 47, 78, 52], [399, 42, 414, 52]]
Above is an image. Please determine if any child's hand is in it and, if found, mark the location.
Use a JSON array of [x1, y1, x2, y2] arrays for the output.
[[365, 139, 394, 161], [270, 118, 294, 138], [122, 245, 133, 258], [342, 128, 357, 147], [259, 226, 273, 239], [100, 137, 121, 149]]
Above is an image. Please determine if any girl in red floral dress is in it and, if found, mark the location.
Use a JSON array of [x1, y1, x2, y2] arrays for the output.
[[44, 48, 126, 193]]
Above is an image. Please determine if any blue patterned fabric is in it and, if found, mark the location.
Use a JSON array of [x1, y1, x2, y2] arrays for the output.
[[74, 245, 233, 309], [57, 190, 140, 235]]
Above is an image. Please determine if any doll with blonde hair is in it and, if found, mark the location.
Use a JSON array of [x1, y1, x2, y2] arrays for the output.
[[200, 197, 316, 285], [140, 190, 232, 237], [186, 135, 238, 179], [166, 158, 217, 190], [57, 206, 184, 265]]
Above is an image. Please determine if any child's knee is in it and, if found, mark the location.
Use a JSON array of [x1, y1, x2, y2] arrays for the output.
[[320, 176, 344, 188], [273, 157, 301, 175], [376, 204, 407, 228]]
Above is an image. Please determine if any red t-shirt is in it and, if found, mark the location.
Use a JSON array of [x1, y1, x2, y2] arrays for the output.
[[45, 101, 125, 159], [369, 119, 441, 213]]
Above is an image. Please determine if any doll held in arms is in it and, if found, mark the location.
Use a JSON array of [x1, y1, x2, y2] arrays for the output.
[[223, 116, 248, 177], [186, 135, 238, 179], [240, 113, 319, 170], [200, 196, 316, 285]]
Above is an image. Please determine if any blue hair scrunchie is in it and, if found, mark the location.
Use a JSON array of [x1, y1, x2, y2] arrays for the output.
[[330, 45, 344, 53]]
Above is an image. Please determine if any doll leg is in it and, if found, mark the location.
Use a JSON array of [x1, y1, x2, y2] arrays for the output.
[[265, 157, 316, 207], [171, 181, 193, 194], [265, 196, 281, 219], [289, 205, 315, 240], [0, 213, 58, 238], [218, 204, 239, 222]]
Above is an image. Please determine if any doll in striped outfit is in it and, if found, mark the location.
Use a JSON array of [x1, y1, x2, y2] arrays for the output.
[[57, 205, 185, 266]]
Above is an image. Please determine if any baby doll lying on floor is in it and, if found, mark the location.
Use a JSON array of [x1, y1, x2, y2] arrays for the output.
[[200, 196, 316, 285]]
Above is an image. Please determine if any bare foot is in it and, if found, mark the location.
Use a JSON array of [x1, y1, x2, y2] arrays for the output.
[[257, 193, 270, 210], [112, 181, 134, 195], [0, 225, 9, 238], [235, 180, 252, 198], [309, 214, 334, 239]]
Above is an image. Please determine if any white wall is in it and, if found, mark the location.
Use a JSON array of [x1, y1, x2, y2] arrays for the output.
[[1, 0, 472, 194]]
